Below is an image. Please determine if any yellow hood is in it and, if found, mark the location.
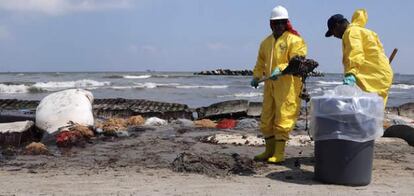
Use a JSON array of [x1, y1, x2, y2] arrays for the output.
[[351, 9, 368, 27]]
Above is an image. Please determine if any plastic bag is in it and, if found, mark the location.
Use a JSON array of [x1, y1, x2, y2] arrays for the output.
[[36, 89, 94, 134], [144, 117, 168, 126], [310, 85, 384, 142], [235, 118, 259, 129], [172, 119, 195, 127]]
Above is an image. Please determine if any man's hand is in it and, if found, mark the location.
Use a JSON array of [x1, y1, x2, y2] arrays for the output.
[[250, 78, 259, 88], [343, 74, 356, 85], [270, 68, 281, 80]]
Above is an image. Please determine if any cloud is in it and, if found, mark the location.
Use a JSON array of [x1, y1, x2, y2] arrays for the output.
[[0, 0, 133, 15]]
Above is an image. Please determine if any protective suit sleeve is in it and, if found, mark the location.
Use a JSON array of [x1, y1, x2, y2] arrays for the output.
[[289, 38, 307, 58], [343, 29, 365, 76], [278, 38, 307, 71], [253, 43, 266, 79]]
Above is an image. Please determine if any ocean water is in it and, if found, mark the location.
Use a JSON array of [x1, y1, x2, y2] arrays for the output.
[[0, 72, 413, 108]]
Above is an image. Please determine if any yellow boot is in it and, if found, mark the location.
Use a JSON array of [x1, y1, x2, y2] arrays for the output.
[[254, 137, 275, 161], [267, 140, 286, 163]]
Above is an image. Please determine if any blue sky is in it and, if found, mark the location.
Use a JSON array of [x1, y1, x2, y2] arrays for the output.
[[0, 0, 412, 73]]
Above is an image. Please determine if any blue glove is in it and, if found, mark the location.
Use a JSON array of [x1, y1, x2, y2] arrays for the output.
[[250, 78, 259, 88], [270, 68, 281, 80], [343, 74, 356, 85]]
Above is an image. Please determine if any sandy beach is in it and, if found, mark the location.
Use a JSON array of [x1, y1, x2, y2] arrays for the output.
[[1, 0, 414, 195], [1, 121, 413, 195]]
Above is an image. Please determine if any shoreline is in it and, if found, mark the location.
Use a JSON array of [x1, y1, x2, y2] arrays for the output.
[[0, 98, 413, 116], [1, 125, 413, 195], [1, 97, 413, 195]]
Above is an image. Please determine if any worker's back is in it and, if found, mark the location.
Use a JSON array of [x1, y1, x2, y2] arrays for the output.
[[341, 9, 393, 103]]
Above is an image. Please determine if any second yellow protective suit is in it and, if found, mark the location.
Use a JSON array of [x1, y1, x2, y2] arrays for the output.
[[342, 9, 393, 105], [253, 31, 307, 141]]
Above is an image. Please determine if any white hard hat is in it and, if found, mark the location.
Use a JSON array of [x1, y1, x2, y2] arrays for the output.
[[270, 5, 289, 20]]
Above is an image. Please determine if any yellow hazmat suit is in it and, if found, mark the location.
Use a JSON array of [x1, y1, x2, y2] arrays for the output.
[[253, 31, 307, 141], [342, 9, 393, 105]]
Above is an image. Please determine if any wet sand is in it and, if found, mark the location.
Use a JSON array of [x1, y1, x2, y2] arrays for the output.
[[0, 123, 413, 195]]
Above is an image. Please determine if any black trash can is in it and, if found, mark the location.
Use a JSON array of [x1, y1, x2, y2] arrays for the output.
[[314, 139, 374, 186]]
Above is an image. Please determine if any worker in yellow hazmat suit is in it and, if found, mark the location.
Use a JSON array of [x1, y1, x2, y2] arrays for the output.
[[325, 9, 393, 105], [250, 5, 307, 163]]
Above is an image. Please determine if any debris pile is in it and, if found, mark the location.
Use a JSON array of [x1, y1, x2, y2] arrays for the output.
[[56, 124, 94, 147], [56, 130, 84, 147], [71, 124, 94, 139], [23, 142, 50, 155], [171, 152, 256, 177], [101, 118, 127, 135], [216, 119, 237, 129], [194, 119, 217, 128], [127, 115, 145, 126]]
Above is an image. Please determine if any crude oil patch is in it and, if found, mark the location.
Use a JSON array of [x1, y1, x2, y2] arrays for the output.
[[171, 152, 258, 177]]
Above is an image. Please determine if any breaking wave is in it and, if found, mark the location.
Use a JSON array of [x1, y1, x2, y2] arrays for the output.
[[234, 92, 263, 97], [110, 86, 140, 90], [102, 73, 204, 79], [110, 83, 228, 90], [123, 75, 152, 79], [315, 81, 342, 86], [103, 74, 152, 79], [0, 84, 31, 94], [0, 79, 111, 93], [309, 87, 324, 94], [0, 84, 45, 94], [32, 79, 111, 90], [110, 82, 181, 89], [141, 82, 180, 88], [392, 84, 414, 89], [218, 92, 263, 98], [176, 85, 228, 89]]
